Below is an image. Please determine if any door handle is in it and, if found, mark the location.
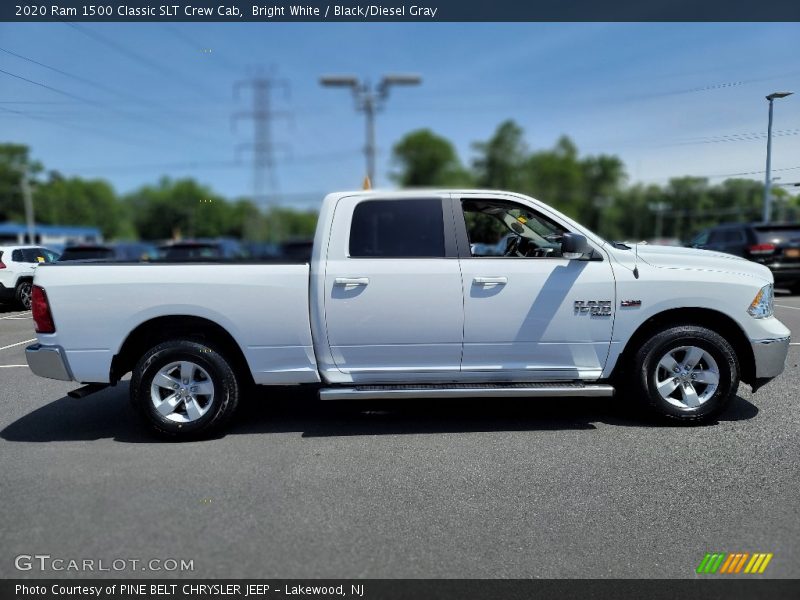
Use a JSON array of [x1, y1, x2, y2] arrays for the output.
[[473, 276, 507, 285], [334, 277, 370, 286]]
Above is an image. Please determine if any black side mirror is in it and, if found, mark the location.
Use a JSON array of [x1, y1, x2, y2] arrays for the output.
[[561, 232, 591, 259]]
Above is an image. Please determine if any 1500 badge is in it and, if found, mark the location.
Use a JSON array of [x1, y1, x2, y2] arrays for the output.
[[574, 300, 612, 316]]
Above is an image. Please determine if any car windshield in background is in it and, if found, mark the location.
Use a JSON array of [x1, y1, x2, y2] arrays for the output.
[[12, 248, 59, 263], [58, 247, 114, 261]]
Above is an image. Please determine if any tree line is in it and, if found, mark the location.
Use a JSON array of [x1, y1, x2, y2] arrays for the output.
[[1, 122, 798, 243]]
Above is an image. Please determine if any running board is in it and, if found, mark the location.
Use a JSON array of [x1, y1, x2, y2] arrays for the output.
[[319, 382, 614, 401]]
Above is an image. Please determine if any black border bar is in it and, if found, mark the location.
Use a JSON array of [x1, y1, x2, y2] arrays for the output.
[[3, 1, 800, 22], [3, 580, 800, 600]]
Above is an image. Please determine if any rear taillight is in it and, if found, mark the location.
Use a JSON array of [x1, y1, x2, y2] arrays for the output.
[[0, 259, 6, 269], [31, 285, 55, 333], [749, 243, 776, 255]]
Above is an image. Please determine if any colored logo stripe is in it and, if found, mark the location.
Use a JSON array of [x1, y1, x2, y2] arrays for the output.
[[697, 553, 773, 574]]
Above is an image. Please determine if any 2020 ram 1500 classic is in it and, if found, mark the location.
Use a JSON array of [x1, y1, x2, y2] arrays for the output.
[[26, 190, 791, 438]]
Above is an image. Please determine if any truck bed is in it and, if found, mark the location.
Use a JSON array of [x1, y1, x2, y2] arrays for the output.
[[33, 262, 319, 385]]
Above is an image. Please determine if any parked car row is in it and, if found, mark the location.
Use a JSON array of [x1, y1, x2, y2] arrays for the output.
[[0, 245, 60, 309]]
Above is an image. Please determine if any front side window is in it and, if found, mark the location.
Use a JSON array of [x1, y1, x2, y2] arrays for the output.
[[349, 199, 445, 258], [461, 199, 567, 258]]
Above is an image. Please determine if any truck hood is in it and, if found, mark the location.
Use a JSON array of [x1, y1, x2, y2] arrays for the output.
[[626, 244, 772, 282]]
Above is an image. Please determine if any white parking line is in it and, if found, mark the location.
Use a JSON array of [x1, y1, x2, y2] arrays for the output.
[[776, 304, 800, 311], [0, 311, 31, 319], [0, 338, 36, 351], [0, 364, 28, 368]]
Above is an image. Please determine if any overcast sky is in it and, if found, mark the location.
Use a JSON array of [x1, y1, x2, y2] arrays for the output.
[[1, 22, 799, 208]]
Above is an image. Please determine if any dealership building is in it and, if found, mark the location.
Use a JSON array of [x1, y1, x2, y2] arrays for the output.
[[0, 222, 102, 247]]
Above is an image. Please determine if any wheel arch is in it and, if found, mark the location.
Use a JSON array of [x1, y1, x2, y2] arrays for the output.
[[612, 307, 755, 385], [111, 315, 253, 387]]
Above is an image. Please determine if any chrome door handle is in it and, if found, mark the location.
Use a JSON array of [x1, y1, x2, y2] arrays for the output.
[[334, 277, 370, 286], [473, 276, 507, 285]]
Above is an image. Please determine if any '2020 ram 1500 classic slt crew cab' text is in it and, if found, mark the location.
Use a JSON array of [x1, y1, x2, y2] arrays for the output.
[[25, 190, 791, 438]]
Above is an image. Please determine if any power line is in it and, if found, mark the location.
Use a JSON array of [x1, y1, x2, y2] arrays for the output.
[[0, 58, 229, 146], [0, 105, 154, 149], [64, 22, 223, 101]]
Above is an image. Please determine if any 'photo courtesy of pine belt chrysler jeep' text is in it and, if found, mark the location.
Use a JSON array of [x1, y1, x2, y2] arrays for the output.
[[25, 190, 791, 439]]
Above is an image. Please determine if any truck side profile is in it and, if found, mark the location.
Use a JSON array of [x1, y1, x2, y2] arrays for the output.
[[26, 190, 791, 438]]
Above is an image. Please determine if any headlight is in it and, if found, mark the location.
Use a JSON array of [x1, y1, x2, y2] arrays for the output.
[[747, 284, 774, 319]]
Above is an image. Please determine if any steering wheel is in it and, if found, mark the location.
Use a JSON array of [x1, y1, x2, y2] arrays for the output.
[[503, 235, 525, 257]]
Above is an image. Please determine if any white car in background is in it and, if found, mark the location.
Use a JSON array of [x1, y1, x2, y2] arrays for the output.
[[0, 245, 60, 309]]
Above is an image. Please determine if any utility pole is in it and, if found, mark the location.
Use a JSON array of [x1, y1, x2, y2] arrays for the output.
[[320, 74, 421, 186], [233, 67, 290, 240], [763, 91, 793, 223], [20, 169, 35, 244]]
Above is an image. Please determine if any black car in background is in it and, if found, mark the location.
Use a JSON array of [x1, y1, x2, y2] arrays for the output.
[[58, 242, 160, 262], [157, 239, 248, 261], [688, 223, 800, 292]]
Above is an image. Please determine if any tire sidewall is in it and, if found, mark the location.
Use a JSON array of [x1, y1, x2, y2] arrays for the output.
[[638, 326, 738, 421], [132, 340, 238, 437]]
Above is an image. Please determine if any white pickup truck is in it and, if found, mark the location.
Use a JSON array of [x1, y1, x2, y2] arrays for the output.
[[26, 190, 791, 438]]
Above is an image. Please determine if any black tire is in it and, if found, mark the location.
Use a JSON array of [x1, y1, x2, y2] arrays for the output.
[[631, 325, 739, 423], [131, 339, 240, 439], [15, 280, 32, 310]]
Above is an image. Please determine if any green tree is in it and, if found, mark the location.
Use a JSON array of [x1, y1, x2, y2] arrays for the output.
[[0, 143, 42, 222], [472, 120, 528, 190], [391, 129, 472, 187]]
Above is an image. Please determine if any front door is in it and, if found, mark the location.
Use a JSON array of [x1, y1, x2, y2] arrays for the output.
[[456, 195, 615, 380]]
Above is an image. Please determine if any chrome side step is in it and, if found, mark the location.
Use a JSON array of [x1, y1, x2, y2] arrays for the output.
[[319, 382, 614, 401]]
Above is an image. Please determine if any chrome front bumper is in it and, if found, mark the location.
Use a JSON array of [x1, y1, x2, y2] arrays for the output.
[[751, 336, 791, 379], [25, 343, 73, 381]]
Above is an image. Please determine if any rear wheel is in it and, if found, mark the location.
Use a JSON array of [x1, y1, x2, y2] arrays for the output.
[[131, 339, 240, 439], [631, 325, 739, 423], [15, 280, 32, 310]]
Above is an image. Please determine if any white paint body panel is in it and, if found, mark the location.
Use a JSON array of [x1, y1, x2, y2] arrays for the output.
[[31, 189, 791, 390], [33, 264, 318, 384]]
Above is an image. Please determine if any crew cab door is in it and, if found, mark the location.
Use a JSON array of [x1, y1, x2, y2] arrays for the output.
[[454, 195, 615, 380], [322, 195, 464, 381]]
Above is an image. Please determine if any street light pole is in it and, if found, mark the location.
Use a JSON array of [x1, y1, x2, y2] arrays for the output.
[[763, 91, 793, 223], [320, 74, 421, 185]]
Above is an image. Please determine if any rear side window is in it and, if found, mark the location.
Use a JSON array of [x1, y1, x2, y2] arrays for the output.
[[12, 248, 56, 263], [349, 199, 445, 258], [719, 230, 746, 244]]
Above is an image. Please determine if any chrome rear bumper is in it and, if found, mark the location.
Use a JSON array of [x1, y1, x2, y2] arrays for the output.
[[25, 343, 73, 381]]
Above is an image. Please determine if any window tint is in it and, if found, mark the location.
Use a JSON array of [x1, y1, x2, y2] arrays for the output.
[[690, 230, 709, 246], [707, 230, 724, 244], [461, 199, 567, 258], [349, 199, 445, 258], [12, 248, 57, 263], [719, 230, 746, 244]]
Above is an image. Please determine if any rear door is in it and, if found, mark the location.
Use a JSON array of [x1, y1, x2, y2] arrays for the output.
[[322, 195, 464, 380]]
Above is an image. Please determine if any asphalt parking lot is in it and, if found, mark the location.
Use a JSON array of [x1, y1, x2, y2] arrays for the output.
[[1, 295, 799, 579]]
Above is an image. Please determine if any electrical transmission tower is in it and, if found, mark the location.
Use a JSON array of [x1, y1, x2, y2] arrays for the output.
[[233, 67, 290, 240]]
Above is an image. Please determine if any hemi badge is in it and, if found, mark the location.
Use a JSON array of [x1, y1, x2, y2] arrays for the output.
[[621, 300, 642, 308]]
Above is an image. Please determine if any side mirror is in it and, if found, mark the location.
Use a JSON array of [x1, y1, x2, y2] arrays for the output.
[[561, 232, 591, 259]]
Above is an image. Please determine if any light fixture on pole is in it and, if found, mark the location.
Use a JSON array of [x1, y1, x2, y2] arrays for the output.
[[763, 91, 793, 223], [320, 73, 422, 185]]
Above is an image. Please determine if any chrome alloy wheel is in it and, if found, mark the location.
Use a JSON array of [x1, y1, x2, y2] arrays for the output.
[[18, 282, 32, 309], [150, 361, 215, 423], [653, 345, 720, 410]]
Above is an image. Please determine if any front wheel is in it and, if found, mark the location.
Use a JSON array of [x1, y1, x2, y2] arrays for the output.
[[131, 340, 240, 439], [632, 325, 739, 423]]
